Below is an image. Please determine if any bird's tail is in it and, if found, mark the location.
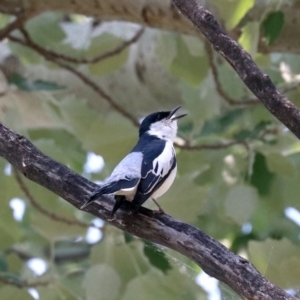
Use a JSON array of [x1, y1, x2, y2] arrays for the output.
[[80, 191, 102, 209], [80, 178, 139, 210]]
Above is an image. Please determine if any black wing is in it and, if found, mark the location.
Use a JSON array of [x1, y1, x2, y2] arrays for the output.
[[81, 178, 140, 209], [131, 137, 176, 208], [93, 178, 140, 196]]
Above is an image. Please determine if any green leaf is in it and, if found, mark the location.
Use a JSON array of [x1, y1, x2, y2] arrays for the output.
[[266, 154, 295, 177], [122, 269, 204, 300], [58, 96, 136, 163], [0, 13, 10, 28], [211, 0, 254, 29], [156, 32, 178, 68], [249, 239, 300, 288], [26, 12, 65, 47], [224, 185, 258, 225], [169, 36, 208, 87], [29, 129, 86, 173], [124, 232, 134, 243], [180, 80, 220, 128], [238, 21, 260, 57], [234, 121, 271, 141], [83, 264, 121, 300], [0, 256, 8, 272], [249, 152, 274, 195], [8, 40, 42, 64], [0, 206, 22, 251], [262, 11, 285, 45], [6, 253, 23, 274], [30, 207, 86, 241], [0, 286, 34, 300], [220, 282, 243, 300], [90, 235, 150, 284], [201, 109, 244, 136], [87, 33, 129, 76], [9, 74, 64, 91], [143, 242, 172, 274], [158, 174, 207, 223], [38, 285, 79, 300]]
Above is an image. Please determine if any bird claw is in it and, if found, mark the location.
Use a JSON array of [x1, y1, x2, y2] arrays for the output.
[[107, 215, 116, 222], [152, 208, 165, 215]]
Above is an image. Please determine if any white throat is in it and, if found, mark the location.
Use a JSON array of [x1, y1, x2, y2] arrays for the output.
[[148, 119, 178, 142]]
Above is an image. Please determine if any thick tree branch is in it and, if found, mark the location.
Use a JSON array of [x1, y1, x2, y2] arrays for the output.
[[0, 13, 25, 41], [172, 0, 300, 140], [0, 122, 295, 299]]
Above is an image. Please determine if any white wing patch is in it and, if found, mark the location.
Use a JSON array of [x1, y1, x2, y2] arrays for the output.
[[152, 141, 175, 177], [142, 141, 175, 194]]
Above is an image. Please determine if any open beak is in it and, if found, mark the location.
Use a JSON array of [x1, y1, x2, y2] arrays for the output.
[[168, 105, 187, 121]]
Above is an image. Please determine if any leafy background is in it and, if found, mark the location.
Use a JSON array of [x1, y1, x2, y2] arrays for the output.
[[0, 0, 300, 299]]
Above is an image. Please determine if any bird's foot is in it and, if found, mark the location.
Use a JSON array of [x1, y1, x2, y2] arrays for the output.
[[107, 215, 117, 222], [151, 208, 165, 215], [151, 198, 165, 215]]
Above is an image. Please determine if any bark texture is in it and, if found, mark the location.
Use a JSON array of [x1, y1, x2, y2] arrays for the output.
[[173, 0, 300, 140], [1, 0, 300, 53], [0, 122, 296, 300]]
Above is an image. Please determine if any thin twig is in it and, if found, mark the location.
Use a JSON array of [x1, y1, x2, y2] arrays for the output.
[[0, 14, 25, 41], [0, 5, 23, 16], [281, 82, 300, 94], [13, 168, 100, 230], [0, 273, 53, 288], [8, 29, 139, 127], [204, 41, 259, 106], [177, 140, 249, 151], [7, 32, 249, 152], [244, 81, 300, 102], [27, 27, 145, 65]]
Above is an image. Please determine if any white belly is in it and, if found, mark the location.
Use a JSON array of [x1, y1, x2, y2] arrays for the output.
[[114, 184, 139, 201], [151, 165, 177, 199]]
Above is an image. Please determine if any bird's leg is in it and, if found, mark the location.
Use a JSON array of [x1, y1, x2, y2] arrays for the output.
[[151, 198, 165, 214], [111, 195, 126, 216], [129, 203, 141, 215]]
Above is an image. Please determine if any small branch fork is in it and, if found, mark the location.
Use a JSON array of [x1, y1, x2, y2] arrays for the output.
[[204, 41, 300, 106], [204, 41, 259, 106], [0, 5, 28, 41]]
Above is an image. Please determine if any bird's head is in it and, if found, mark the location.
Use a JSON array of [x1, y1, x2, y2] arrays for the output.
[[139, 106, 187, 141]]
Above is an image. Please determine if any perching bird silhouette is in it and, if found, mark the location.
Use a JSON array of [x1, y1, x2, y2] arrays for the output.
[[81, 106, 187, 216]]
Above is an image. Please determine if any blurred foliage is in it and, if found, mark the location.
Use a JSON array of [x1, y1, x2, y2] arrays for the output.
[[0, 0, 300, 299], [262, 11, 285, 45]]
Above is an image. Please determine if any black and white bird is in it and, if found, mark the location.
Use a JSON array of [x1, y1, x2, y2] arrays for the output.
[[81, 106, 187, 216]]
